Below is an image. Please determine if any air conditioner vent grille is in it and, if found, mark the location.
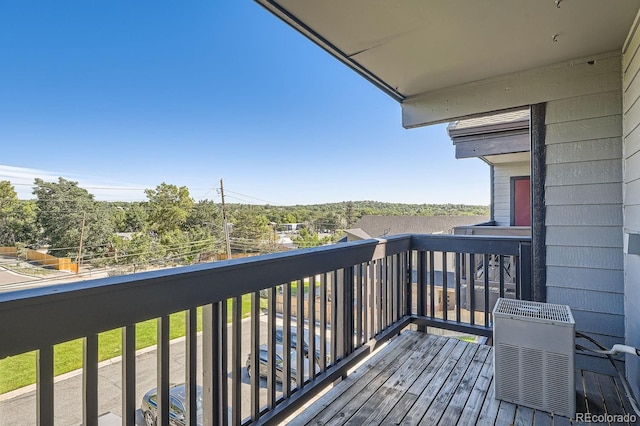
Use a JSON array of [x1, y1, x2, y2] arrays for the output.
[[494, 298, 573, 323]]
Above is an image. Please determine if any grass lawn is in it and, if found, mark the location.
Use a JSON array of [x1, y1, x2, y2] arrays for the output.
[[2, 263, 62, 277], [0, 295, 258, 394]]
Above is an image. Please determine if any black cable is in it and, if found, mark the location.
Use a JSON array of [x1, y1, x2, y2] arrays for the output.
[[575, 331, 640, 416]]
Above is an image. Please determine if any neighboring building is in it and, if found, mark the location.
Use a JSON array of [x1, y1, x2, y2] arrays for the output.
[[280, 223, 303, 232], [344, 215, 490, 241], [448, 110, 531, 228]]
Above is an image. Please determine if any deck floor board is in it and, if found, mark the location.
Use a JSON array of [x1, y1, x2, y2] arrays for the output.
[[289, 331, 639, 426]]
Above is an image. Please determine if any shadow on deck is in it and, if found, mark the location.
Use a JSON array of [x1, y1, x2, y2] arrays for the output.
[[289, 331, 639, 426]]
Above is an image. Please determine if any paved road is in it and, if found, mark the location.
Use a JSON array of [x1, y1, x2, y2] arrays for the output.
[[0, 314, 278, 426], [0, 267, 30, 286]]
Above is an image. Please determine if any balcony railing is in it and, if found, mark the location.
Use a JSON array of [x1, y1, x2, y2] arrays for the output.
[[0, 233, 532, 425]]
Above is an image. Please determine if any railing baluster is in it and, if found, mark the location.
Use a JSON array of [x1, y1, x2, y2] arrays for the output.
[[122, 324, 136, 426], [363, 261, 369, 341], [469, 254, 476, 326], [309, 276, 316, 380], [484, 253, 490, 326], [37, 345, 54, 426], [83, 334, 98, 426], [442, 252, 448, 322], [283, 282, 291, 397], [370, 261, 378, 335], [395, 254, 400, 321], [391, 255, 396, 322], [387, 255, 393, 326], [455, 252, 461, 323], [407, 252, 413, 317], [516, 254, 521, 299], [386, 257, 391, 328], [336, 269, 345, 360], [186, 309, 197, 426], [383, 256, 389, 328], [417, 251, 426, 327], [157, 315, 170, 426], [331, 270, 338, 363], [499, 255, 505, 298], [429, 251, 435, 318], [267, 287, 276, 409], [202, 303, 222, 426], [320, 274, 327, 372], [356, 264, 363, 347], [296, 279, 304, 389], [220, 301, 228, 426], [344, 267, 354, 356], [250, 291, 260, 421], [379, 259, 386, 331], [232, 296, 242, 426]]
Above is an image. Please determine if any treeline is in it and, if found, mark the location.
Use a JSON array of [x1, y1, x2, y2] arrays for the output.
[[0, 179, 488, 269], [240, 201, 489, 231]]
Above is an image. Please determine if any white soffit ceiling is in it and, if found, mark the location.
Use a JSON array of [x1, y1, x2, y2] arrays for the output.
[[484, 152, 531, 165], [257, 0, 640, 100]]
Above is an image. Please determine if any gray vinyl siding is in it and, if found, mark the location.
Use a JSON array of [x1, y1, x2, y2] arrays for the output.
[[623, 13, 640, 400], [545, 76, 624, 374], [492, 161, 529, 226]]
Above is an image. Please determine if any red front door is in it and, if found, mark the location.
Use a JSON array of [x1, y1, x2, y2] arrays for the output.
[[512, 177, 531, 226]]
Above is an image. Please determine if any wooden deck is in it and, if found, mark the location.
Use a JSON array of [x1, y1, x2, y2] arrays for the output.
[[289, 331, 639, 425]]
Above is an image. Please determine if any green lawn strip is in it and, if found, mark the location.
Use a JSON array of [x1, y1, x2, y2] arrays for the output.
[[289, 280, 310, 297], [1, 263, 60, 277], [0, 294, 261, 394]]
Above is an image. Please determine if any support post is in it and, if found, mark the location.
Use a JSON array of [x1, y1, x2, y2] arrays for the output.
[[530, 103, 547, 303]]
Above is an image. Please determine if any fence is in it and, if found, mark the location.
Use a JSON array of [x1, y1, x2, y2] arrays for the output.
[[23, 249, 78, 273]]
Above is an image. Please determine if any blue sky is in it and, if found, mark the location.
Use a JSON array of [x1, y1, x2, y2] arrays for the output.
[[0, 1, 489, 205]]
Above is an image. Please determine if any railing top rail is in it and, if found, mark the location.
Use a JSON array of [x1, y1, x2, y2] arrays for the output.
[[410, 233, 531, 255]]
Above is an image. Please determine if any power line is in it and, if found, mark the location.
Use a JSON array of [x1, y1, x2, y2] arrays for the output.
[[224, 190, 279, 205]]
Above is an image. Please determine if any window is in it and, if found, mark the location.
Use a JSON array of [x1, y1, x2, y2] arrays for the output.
[[510, 176, 531, 226]]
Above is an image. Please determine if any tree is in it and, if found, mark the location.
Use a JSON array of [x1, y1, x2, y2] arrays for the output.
[[33, 177, 113, 259], [230, 210, 271, 242], [123, 203, 148, 233], [345, 201, 354, 228], [0, 181, 37, 246], [145, 183, 194, 235], [183, 200, 223, 238], [316, 211, 345, 232], [293, 228, 333, 248]]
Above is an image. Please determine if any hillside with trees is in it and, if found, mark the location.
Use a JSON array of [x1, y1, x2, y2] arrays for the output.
[[0, 179, 489, 273]]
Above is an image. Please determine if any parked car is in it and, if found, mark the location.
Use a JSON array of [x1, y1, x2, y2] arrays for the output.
[[141, 384, 202, 426], [246, 344, 317, 383], [274, 326, 331, 364]]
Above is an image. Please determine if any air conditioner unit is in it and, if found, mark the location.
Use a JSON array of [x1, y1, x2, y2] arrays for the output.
[[493, 298, 575, 417]]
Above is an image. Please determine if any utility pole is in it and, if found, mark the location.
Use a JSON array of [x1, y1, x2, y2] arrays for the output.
[[77, 211, 87, 274], [220, 179, 232, 259]]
